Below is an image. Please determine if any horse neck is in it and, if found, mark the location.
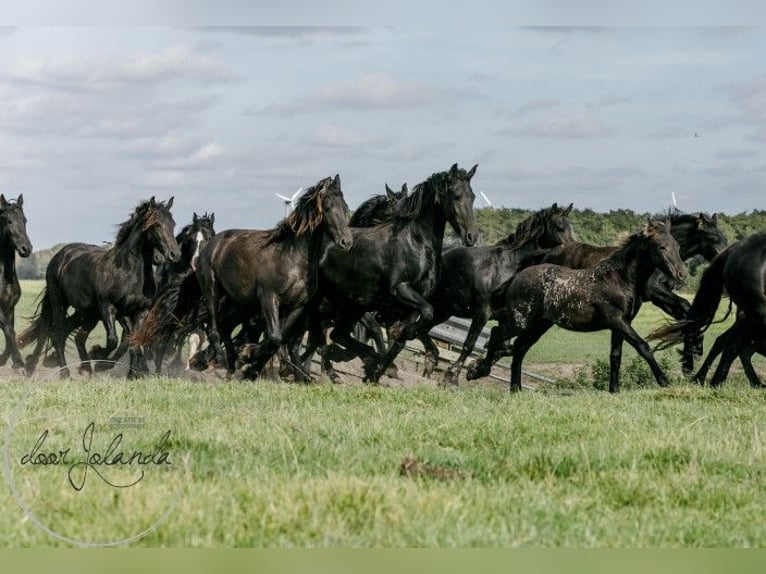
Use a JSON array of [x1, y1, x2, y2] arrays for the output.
[[670, 220, 701, 260], [0, 234, 16, 281], [406, 191, 448, 254], [598, 238, 656, 292], [110, 225, 157, 293]]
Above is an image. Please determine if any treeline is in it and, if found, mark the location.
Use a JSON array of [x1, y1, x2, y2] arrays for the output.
[[14, 208, 766, 280]]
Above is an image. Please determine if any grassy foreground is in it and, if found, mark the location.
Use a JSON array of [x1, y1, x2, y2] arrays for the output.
[[2, 378, 766, 547]]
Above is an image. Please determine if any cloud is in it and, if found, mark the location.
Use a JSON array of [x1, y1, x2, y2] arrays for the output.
[[647, 125, 695, 139], [715, 147, 757, 159], [192, 26, 367, 39], [306, 125, 394, 149], [509, 99, 558, 117], [1, 45, 234, 91], [249, 72, 475, 117], [151, 142, 224, 170], [496, 113, 616, 138]]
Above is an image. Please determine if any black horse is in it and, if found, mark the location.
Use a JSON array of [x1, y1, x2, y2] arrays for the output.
[[648, 231, 766, 387], [0, 194, 33, 374], [133, 212, 216, 374], [19, 197, 180, 378], [316, 163, 479, 384], [195, 175, 353, 380], [541, 211, 726, 320], [468, 218, 687, 392], [414, 202, 577, 386]]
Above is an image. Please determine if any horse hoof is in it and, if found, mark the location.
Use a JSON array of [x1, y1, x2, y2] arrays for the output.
[[465, 362, 488, 381], [384, 363, 400, 379], [441, 371, 459, 388], [12, 364, 27, 377], [77, 366, 93, 377]]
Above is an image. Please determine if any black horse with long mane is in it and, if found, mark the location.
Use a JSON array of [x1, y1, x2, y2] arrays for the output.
[[132, 211, 216, 374], [468, 218, 687, 392], [648, 231, 766, 387], [315, 163, 479, 384], [194, 175, 353, 380], [18, 197, 180, 377], [413, 202, 577, 386], [0, 194, 33, 373]]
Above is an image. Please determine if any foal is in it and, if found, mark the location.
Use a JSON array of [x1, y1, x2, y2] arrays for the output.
[[468, 219, 687, 392]]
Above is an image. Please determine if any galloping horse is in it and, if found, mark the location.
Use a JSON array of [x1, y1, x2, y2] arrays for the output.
[[648, 231, 766, 387], [316, 163, 479, 383], [195, 175, 353, 380], [134, 211, 216, 374], [468, 219, 687, 392], [415, 202, 577, 386], [19, 197, 180, 377], [0, 194, 33, 373]]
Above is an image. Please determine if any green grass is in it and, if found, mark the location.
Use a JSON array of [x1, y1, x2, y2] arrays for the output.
[[2, 282, 765, 547], [3, 380, 766, 547]]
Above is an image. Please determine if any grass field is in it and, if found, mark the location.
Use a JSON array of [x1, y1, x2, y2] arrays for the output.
[[2, 281, 766, 547]]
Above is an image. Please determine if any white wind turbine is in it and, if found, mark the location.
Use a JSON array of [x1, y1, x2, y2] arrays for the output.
[[479, 190, 493, 208], [276, 187, 303, 216]]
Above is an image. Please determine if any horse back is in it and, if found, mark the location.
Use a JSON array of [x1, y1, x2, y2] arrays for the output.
[[541, 242, 618, 269]]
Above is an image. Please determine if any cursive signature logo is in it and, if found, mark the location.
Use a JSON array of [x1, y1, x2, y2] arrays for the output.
[[19, 422, 172, 491]]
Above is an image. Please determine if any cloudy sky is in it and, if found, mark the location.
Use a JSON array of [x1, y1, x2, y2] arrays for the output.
[[1, 26, 765, 247]]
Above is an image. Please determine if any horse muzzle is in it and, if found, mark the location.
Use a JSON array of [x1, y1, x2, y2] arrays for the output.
[[337, 234, 354, 251], [463, 231, 478, 247], [17, 244, 32, 258]]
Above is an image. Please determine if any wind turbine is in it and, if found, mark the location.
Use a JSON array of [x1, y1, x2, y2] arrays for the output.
[[479, 191, 493, 208], [276, 187, 303, 216], [671, 192, 678, 210]]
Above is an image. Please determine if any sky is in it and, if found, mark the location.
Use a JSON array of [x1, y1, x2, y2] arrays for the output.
[[1, 26, 765, 248]]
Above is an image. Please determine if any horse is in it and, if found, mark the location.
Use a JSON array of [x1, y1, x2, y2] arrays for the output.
[[647, 231, 766, 387], [413, 202, 577, 387], [194, 175, 353, 380], [315, 163, 479, 384], [467, 218, 687, 392], [133, 211, 216, 374], [540, 211, 726, 321], [0, 194, 33, 374], [18, 197, 180, 378]]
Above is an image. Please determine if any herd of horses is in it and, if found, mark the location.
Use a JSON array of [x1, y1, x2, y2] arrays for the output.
[[0, 162, 764, 392]]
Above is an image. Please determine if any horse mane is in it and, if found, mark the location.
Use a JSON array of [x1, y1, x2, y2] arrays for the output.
[[350, 195, 392, 227], [114, 199, 169, 247], [493, 204, 560, 249], [396, 169, 455, 221], [269, 177, 332, 242]]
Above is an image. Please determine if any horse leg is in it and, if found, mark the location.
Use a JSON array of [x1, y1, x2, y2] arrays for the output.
[[74, 318, 98, 376], [236, 295, 283, 380], [610, 320, 669, 388], [0, 306, 25, 374], [419, 332, 440, 378], [466, 322, 514, 381], [692, 326, 732, 384], [45, 284, 71, 378], [708, 326, 748, 388], [201, 273, 226, 368], [609, 331, 624, 393], [739, 342, 763, 388], [124, 314, 150, 379], [509, 321, 552, 392], [442, 312, 489, 388]]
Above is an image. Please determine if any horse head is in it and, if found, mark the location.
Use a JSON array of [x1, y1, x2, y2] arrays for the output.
[[645, 217, 687, 283], [0, 194, 32, 258], [444, 163, 479, 247]]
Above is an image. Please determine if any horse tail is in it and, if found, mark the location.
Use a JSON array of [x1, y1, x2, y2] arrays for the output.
[[17, 289, 53, 350], [647, 245, 732, 349], [130, 272, 201, 347]]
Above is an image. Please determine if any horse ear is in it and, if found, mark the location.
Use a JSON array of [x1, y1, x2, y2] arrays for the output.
[[712, 213, 718, 224], [17, 194, 23, 207], [334, 174, 341, 188], [0, 194, 7, 208], [467, 164, 478, 179], [166, 196, 174, 209], [450, 163, 458, 175], [402, 182, 408, 194], [385, 184, 395, 201], [148, 196, 156, 206], [552, 202, 558, 211], [210, 213, 215, 226], [193, 212, 199, 224], [565, 202, 573, 215]]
